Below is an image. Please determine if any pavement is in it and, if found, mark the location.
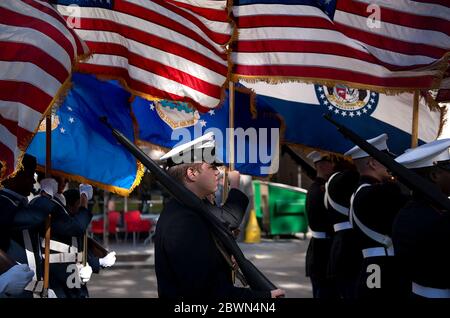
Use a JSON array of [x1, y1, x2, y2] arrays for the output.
[[88, 237, 312, 298]]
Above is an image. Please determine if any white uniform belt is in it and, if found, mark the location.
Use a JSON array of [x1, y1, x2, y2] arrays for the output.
[[43, 252, 83, 263], [310, 231, 329, 239], [41, 239, 78, 254], [362, 247, 394, 258], [24, 279, 44, 293], [333, 221, 352, 232], [412, 282, 450, 298]]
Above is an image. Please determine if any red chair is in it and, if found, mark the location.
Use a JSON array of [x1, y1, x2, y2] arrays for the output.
[[108, 211, 122, 242], [90, 218, 104, 236], [124, 210, 152, 245]]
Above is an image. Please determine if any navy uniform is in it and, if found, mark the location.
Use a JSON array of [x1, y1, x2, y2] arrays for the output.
[[155, 132, 271, 299], [346, 134, 409, 298], [325, 169, 361, 299], [304, 151, 338, 299], [8, 180, 92, 298], [393, 139, 450, 298]]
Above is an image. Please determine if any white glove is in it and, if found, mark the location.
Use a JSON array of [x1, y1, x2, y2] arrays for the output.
[[0, 264, 34, 296], [40, 178, 58, 197], [99, 251, 116, 268], [78, 264, 92, 284], [79, 184, 93, 200], [47, 288, 57, 298]]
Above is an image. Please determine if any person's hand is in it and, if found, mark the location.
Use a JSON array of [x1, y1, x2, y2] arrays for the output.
[[1, 264, 34, 296], [79, 184, 93, 200], [99, 251, 116, 268], [78, 264, 93, 284], [40, 178, 58, 197], [270, 289, 285, 298], [228, 171, 241, 189]]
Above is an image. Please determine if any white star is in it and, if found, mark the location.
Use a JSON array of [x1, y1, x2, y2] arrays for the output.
[[208, 110, 215, 116], [370, 98, 375, 103], [334, 109, 340, 114], [318, 87, 323, 92], [363, 108, 368, 113], [200, 120, 207, 127], [320, 94, 325, 99], [69, 117, 75, 124], [356, 111, 362, 116], [328, 105, 333, 110], [60, 127, 66, 134], [67, 107, 73, 111], [371, 92, 376, 96], [324, 100, 329, 105], [349, 112, 355, 118], [150, 104, 155, 111], [341, 111, 347, 117], [367, 105, 372, 109]]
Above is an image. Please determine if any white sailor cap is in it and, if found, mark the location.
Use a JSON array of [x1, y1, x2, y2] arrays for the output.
[[160, 132, 221, 167], [307, 151, 328, 164], [395, 138, 450, 169], [344, 133, 390, 160]]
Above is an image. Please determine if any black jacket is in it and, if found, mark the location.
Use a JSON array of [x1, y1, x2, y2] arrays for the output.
[[393, 196, 450, 293], [305, 178, 333, 278], [155, 190, 270, 299]]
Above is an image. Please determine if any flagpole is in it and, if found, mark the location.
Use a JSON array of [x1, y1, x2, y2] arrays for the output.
[[42, 113, 52, 298], [223, 81, 235, 204], [411, 90, 420, 148]]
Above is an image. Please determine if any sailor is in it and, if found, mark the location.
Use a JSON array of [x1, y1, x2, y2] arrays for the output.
[[35, 179, 93, 298], [324, 156, 360, 299], [393, 139, 450, 298], [347, 134, 409, 298], [63, 187, 116, 298], [304, 151, 339, 299], [154, 132, 285, 299], [0, 154, 36, 297]]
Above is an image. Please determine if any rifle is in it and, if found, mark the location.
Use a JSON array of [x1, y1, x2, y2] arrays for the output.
[[282, 145, 317, 179], [100, 117, 277, 292], [88, 237, 109, 258], [323, 114, 450, 212], [0, 249, 15, 275]]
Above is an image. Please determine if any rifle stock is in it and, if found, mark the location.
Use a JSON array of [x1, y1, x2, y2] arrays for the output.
[[282, 145, 317, 179], [88, 237, 109, 258], [323, 114, 450, 212], [100, 117, 277, 292]]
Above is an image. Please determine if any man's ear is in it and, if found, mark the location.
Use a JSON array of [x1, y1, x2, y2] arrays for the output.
[[185, 167, 197, 182]]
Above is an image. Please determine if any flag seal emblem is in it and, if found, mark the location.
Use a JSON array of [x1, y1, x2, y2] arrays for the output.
[[154, 100, 200, 129], [314, 84, 379, 118]]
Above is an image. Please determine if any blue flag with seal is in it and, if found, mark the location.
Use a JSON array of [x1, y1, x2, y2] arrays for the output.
[[132, 85, 281, 176], [27, 73, 144, 196], [244, 82, 444, 156]]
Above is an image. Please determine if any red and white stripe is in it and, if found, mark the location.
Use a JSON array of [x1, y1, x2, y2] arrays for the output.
[[54, 0, 232, 112], [232, 0, 450, 91], [0, 0, 88, 179]]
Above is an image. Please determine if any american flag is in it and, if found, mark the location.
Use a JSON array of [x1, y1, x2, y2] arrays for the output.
[[52, 0, 233, 112], [0, 0, 89, 179], [232, 0, 450, 92]]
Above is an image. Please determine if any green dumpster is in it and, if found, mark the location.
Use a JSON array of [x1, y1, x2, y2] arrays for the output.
[[252, 180, 308, 236]]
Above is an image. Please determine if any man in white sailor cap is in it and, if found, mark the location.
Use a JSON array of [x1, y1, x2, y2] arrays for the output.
[[304, 151, 339, 299], [154, 132, 285, 299], [345, 133, 410, 299], [392, 139, 450, 299]]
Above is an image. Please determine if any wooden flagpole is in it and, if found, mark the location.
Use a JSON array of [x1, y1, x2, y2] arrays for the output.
[[223, 81, 235, 204], [42, 113, 52, 297]]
